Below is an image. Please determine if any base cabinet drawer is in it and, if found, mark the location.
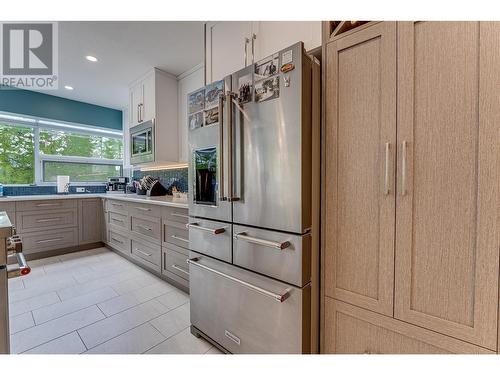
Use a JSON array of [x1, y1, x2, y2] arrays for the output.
[[131, 239, 161, 267], [20, 228, 78, 254], [16, 199, 77, 212], [108, 211, 128, 231], [108, 229, 131, 255], [324, 299, 494, 354], [163, 221, 189, 249], [105, 199, 128, 214], [17, 209, 77, 233], [189, 253, 310, 354], [131, 216, 161, 244], [163, 245, 189, 281], [162, 207, 189, 224]]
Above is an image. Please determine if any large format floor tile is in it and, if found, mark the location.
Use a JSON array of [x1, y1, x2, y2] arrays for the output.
[[7, 247, 213, 354]]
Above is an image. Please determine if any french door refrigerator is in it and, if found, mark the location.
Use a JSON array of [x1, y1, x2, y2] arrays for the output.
[[187, 42, 320, 353]]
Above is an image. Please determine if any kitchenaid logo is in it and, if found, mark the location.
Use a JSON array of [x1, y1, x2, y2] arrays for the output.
[[0, 22, 58, 89]]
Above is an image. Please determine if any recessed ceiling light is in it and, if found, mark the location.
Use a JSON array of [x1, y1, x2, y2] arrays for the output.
[[64, 85, 74, 90], [85, 55, 98, 62]]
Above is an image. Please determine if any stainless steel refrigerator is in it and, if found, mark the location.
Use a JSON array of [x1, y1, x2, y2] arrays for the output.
[[187, 42, 320, 354]]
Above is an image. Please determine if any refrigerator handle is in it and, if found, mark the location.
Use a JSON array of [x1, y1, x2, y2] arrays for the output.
[[226, 91, 240, 202], [218, 93, 226, 201], [251, 33, 256, 64]]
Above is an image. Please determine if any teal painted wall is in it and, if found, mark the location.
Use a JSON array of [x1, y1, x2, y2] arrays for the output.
[[0, 88, 122, 130]]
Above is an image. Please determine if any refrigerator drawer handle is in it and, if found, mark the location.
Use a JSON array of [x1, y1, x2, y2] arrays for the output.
[[171, 264, 189, 276], [186, 223, 225, 235], [7, 252, 31, 278], [187, 257, 290, 303], [233, 232, 291, 250]]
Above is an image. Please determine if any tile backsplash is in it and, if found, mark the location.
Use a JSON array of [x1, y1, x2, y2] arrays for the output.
[[3, 184, 107, 196], [132, 167, 188, 193]]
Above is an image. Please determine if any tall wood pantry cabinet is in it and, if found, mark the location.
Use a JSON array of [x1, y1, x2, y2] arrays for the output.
[[322, 21, 500, 354]]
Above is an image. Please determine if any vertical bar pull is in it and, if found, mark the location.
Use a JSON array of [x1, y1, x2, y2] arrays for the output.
[[218, 93, 225, 201], [251, 33, 257, 64], [401, 140, 408, 196], [384, 142, 390, 195], [244, 37, 250, 67]]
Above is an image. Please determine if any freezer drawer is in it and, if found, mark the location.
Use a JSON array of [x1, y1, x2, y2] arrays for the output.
[[187, 218, 232, 263], [233, 225, 311, 287], [189, 254, 311, 353]]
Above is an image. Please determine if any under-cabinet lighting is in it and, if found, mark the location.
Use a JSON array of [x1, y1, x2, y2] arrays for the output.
[[139, 163, 188, 172]]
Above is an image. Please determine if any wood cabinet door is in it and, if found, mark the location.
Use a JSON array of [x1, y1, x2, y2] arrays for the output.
[[324, 298, 493, 354], [79, 199, 103, 245], [324, 22, 397, 316], [395, 22, 500, 350]]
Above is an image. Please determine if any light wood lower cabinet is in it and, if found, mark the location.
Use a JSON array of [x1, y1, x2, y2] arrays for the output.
[[20, 228, 78, 254], [79, 199, 102, 244], [325, 299, 493, 354], [322, 21, 500, 353]]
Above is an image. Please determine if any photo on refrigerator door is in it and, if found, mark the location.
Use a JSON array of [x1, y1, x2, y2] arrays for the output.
[[188, 88, 205, 114], [204, 107, 219, 126], [255, 76, 279, 103], [189, 110, 204, 130], [238, 73, 253, 104], [254, 53, 279, 81], [204, 80, 224, 109]]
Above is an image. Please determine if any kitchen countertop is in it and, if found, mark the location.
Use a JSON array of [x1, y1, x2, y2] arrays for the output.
[[0, 211, 13, 238], [0, 193, 188, 209]]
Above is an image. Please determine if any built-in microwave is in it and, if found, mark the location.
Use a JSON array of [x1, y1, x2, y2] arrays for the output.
[[130, 119, 154, 164]]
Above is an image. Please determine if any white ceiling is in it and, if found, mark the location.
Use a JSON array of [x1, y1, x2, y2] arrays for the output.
[[34, 21, 204, 110]]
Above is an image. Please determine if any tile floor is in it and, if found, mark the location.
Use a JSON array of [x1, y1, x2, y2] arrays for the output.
[[7, 247, 222, 354]]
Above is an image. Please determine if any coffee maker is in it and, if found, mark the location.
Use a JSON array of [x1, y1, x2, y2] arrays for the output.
[[106, 177, 129, 193]]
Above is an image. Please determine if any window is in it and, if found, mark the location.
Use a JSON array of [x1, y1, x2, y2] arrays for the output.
[[0, 112, 123, 185]]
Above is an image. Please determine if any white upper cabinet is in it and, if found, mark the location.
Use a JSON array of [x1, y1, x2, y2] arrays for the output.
[[204, 21, 321, 84], [128, 68, 179, 166], [205, 21, 253, 84], [252, 21, 322, 61]]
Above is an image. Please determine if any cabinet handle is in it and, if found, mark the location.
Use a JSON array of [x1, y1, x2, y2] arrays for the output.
[[244, 37, 250, 67], [135, 206, 151, 212], [135, 248, 152, 257], [384, 142, 390, 195], [35, 203, 60, 207], [111, 202, 124, 207], [137, 224, 152, 232], [36, 237, 63, 244], [251, 33, 256, 64], [171, 235, 189, 243], [171, 264, 189, 276], [401, 140, 408, 196], [111, 236, 124, 244], [171, 212, 189, 219], [36, 217, 62, 223], [111, 218, 124, 223]]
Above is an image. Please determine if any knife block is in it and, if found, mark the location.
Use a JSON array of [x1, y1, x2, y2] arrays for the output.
[[147, 180, 167, 196]]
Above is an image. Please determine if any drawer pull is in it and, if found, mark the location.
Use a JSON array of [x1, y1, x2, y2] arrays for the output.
[[111, 236, 124, 244], [171, 212, 189, 219], [186, 223, 226, 235], [170, 235, 189, 243], [35, 203, 61, 207], [135, 206, 151, 212], [36, 237, 63, 244], [187, 257, 290, 303], [137, 224, 152, 232], [171, 264, 189, 276], [111, 202, 124, 207], [111, 218, 124, 223], [36, 217, 62, 223], [233, 232, 291, 250], [135, 248, 152, 257]]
